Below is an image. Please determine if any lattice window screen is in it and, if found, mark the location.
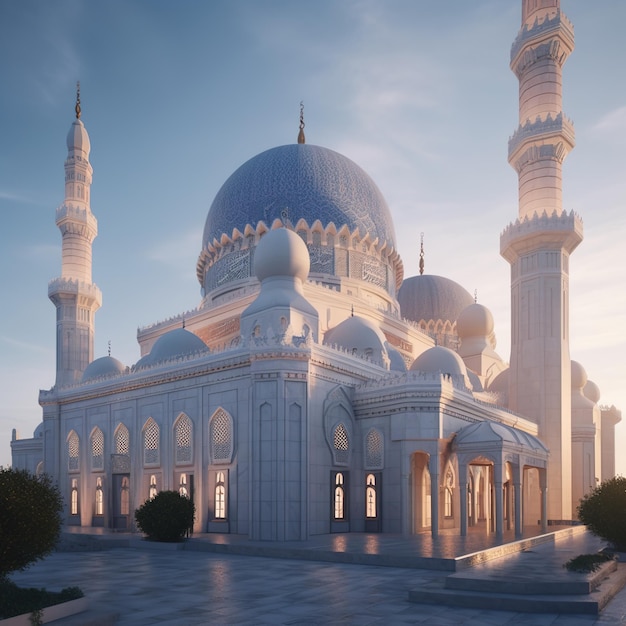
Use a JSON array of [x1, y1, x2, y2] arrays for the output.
[[211, 409, 233, 463], [175, 415, 193, 464], [143, 420, 160, 466], [91, 428, 104, 470], [68, 431, 79, 472]]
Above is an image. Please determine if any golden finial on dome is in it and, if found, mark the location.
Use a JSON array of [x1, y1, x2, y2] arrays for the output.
[[297, 101, 306, 144], [75, 81, 81, 119], [474, 289, 478, 303], [419, 232, 425, 275]]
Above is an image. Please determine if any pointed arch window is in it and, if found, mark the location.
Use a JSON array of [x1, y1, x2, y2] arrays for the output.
[[333, 472, 346, 520], [120, 476, 130, 516], [215, 471, 226, 519], [70, 478, 79, 515], [91, 427, 104, 471], [175, 414, 193, 465], [143, 418, 160, 467], [67, 431, 80, 472], [366, 474, 377, 518], [149, 474, 158, 500], [95, 477, 104, 516], [115, 424, 129, 455], [210, 409, 233, 464]]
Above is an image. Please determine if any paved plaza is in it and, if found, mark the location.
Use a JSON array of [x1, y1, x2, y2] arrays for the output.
[[8, 530, 626, 625]]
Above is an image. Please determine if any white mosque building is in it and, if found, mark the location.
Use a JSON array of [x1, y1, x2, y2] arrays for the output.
[[11, 0, 621, 540]]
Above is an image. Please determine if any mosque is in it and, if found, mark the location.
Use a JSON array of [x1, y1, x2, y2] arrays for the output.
[[10, 0, 621, 540]]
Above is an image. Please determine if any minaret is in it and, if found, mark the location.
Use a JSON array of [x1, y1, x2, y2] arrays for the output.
[[501, 1, 583, 520], [48, 84, 102, 386]]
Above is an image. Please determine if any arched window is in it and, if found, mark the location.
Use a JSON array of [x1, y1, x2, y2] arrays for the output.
[[149, 474, 158, 500], [67, 431, 80, 472], [115, 424, 129, 455], [444, 466, 454, 518], [210, 409, 233, 464], [365, 429, 383, 469], [334, 472, 345, 520], [174, 414, 193, 465], [143, 419, 160, 466], [333, 424, 349, 465], [35, 461, 44, 477], [366, 474, 376, 518], [215, 471, 226, 519], [91, 428, 104, 471], [95, 477, 104, 516], [179, 473, 188, 498], [120, 477, 130, 516], [70, 478, 79, 515]]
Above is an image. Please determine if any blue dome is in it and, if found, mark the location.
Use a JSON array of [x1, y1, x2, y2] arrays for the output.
[[202, 144, 396, 251]]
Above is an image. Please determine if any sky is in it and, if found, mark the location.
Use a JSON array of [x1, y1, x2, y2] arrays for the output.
[[0, 1, 624, 474]]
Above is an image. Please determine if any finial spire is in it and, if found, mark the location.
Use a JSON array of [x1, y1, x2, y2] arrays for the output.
[[107, 340, 111, 357], [75, 81, 81, 120], [182, 314, 186, 330], [297, 101, 306, 144], [419, 232, 425, 276], [474, 289, 478, 304]]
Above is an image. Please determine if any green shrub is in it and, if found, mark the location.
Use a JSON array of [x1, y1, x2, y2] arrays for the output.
[[0, 578, 83, 620], [577, 476, 626, 551], [0, 468, 63, 580], [564, 552, 614, 573], [134, 490, 195, 542]]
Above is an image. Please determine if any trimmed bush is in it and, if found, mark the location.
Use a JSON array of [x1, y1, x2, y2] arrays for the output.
[[135, 490, 195, 542], [0, 578, 83, 620], [577, 476, 626, 551], [0, 468, 64, 580]]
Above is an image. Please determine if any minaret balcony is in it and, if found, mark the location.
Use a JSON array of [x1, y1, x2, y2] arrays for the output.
[[508, 113, 575, 166], [48, 277, 102, 308], [511, 10, 574, 69]]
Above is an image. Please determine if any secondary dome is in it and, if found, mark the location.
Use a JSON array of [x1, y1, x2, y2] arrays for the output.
[[457, 303, 494, 339], [81, 356, 126, 382], [198, 143, 403, 299], [135, 328, 209, 369], [410, 346, 470, 388], [254, 228, 310, 283], [324, 316, 389, 367], [399, 275, 473, 325]]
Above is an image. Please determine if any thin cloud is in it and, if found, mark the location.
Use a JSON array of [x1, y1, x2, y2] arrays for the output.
[[591, 106, 626, 135]]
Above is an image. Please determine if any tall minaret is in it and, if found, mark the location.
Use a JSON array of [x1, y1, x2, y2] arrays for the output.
[[48, 84, 102, 386], [501, 1, 583, 520]]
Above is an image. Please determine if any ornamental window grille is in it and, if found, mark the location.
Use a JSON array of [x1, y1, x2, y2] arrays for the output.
[[143, 419, 160, 466], [91, 428, 104, 471], [333, 423, 349, 464], [68, 431, 79, 472], [95, 477, 104, 516], [210, 409, 233, 463], [175, 414, 193, 465], [312, 231, 322, 246], [215, 471, 226, 519], [365, 429, 383, 469], [115, 424, 129, 455]]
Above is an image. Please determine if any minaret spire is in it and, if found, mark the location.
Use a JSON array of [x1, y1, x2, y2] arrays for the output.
[[419, 232, 425, 276], [48, 87, 102, 386], [297, 101, 306, 144]]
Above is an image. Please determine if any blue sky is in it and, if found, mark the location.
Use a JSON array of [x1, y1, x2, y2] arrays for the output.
[[0, 0, 624, 473]]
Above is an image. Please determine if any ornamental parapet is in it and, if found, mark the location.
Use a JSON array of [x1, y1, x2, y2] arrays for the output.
[[511, 9, 574, 65], [48, 277, 102, 305], [500, 210, 583, 260], [56, 204, 98, 232], [508, 112, 575, 162]]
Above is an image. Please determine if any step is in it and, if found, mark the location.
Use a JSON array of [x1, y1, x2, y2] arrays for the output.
[[408, 562, 626, 615]]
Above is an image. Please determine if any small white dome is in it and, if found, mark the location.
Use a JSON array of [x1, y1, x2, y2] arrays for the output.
[[457, 303, 494, 339], [584, 379, 601, 404], [66, 119, 91, 156], [136, 328, 209, 368], [410, 346, 468, 379], [324, 316, 388, 364], [254, 228, 310, 283], [571, 360, 588, 390], [82, 355, 126, 382]]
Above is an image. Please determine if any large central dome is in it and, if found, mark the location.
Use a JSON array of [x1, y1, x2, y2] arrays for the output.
[[202, 144, 396, 251]]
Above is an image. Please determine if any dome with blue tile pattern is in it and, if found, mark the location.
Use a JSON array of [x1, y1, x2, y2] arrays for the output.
[[202, 144, 396, 251]]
